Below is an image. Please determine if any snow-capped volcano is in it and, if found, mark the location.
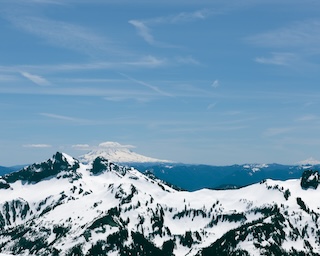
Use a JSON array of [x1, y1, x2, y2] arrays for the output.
[[1, 152, 320, 255], [78, 141, 170, 163]]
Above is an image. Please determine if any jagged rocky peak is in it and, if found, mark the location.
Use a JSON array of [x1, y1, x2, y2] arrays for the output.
[[2, 152, 81, 185], [300, 169, 319, 189], [52, 151, 77, 165], [90, 156, 110, 175]]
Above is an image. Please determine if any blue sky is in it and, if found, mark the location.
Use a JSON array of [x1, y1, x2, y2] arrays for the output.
[[1, 0, 320, 166]]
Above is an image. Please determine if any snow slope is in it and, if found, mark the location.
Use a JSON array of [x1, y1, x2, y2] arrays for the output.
[[0, 152, 320, 255]]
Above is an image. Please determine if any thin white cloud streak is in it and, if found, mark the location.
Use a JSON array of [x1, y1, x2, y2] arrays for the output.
[[148, 117, 254, 132], [222, 111, 242, 116], [211, 80, 220, 88], [170, 9, 209, 22], [207, 103, 217, 110], [295, 114, 318, 122], [99, 141, 135, 149], [124, 55, 166, 67], [61, 78, 124, 83], [158, 125, 248, 134], [3, 81, 320, 102], [175, 56, 200, 65], [0, 56, 167, 74], [39, 113, 89, 123], [255, 52, 298, 66], [28, 0, 66, 4], [128, 20, 176, 48], [71, 141, 136, 151], [21, 72, 50, 86], [23, 144, 52, 148], [263, 127, 293, 137], [247, 19, 320, 50], [103, 96, 129, 102], [6, 15, 123, 57], [72, 144, 90, 150], [247, 19, 320, 69], [118, 72, 173, 97], [0, 84, 159, 100], [128, 20, 155, 45], [6, 0, 67, 4], [129, 8, 214, 47], [146, 8, 213, 25], [103, 96, 150, 103]]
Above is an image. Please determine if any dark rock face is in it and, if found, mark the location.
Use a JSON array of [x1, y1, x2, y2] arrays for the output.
[[0, 180, 10, 190], [300, 170, 319, 189], [90, 157, 109, 175], [90, 156, 128, 176]]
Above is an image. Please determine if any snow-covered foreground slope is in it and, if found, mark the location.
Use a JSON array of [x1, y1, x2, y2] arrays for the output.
[[0, 153, 320, 255]]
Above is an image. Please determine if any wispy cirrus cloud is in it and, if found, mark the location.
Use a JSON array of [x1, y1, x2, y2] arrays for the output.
[[247, 19, 320, 49], [295, 114, 318, 122], [6, 15, 122, 57], [263, 127, 293, 137], [129, 8, 213, 47], [175, 56, 200, 65], [72, 141, 136, 151], [255, 52, 298, 66], [124, 55, 166, 67], [21, 72, 50, 86], [146, 8, 213, 25], [207, 102, 217, 110], [248, 19, 320, 67], [0, 82, 160, 101], [118, 72, 173, 97], [99, 141, 135, 149], [103, 95, 151, 103], [23, 144, 52, 148], [211, 80, 220, 88], [128, 20, 155, 45], [28, 0, 65, 4], [0, 56, 166, 75], [39, 113, 89, 123], [72, 144, 90, 150]]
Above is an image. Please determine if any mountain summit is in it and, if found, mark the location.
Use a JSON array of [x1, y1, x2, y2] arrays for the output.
[[78, 141, 170, 163]]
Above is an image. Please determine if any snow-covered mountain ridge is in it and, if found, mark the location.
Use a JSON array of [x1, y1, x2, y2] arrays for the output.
[[1, 152, 320, 255]]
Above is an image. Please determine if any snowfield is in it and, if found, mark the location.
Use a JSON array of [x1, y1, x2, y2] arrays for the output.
[[0, 152, 320, 255]]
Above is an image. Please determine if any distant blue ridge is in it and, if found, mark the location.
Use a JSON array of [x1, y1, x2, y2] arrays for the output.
[[131, 163, 316, 191]]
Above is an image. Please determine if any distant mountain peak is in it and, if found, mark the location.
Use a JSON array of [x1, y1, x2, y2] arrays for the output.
[[79, 141, 171, 163], [296, 157, 320, 166]]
